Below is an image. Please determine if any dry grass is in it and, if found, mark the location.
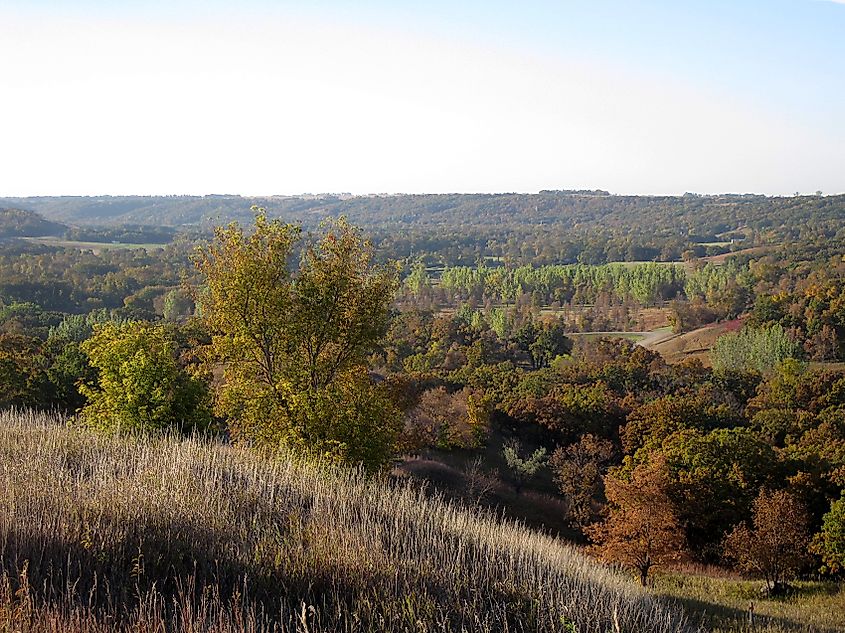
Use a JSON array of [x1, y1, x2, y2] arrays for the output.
[[0, 410, 693, 632], [648, 322, 740, 366]]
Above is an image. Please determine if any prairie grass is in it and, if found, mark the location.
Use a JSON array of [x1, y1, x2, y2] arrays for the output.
[[0, 409, 692, 632]]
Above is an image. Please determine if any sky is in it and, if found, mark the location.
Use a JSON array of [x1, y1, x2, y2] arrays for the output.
[[0, 0, 843, 197]]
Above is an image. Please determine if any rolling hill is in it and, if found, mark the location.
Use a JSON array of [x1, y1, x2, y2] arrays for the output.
[[0, 409, 692, 633]]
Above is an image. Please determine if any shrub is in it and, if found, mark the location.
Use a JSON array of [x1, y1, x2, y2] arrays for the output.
[[503, 439, 547, 493], [79, 321, 212, 434]]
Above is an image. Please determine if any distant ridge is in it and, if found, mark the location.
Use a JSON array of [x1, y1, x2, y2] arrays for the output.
[[1, 193, 842, 237]]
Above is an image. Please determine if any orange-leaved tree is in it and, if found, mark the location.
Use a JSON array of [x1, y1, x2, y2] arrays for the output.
[[586, 454, 686, 586], [550, 434, 615, 532], [723, 488, 810, 592]]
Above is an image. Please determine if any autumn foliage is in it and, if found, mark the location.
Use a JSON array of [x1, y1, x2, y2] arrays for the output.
[[587, 456, 686, 585]]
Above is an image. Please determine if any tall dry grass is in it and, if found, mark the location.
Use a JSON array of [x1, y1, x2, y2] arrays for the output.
[[0, 409, 693, 632]]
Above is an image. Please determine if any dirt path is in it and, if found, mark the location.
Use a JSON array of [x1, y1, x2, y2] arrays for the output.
[[568, 327, 676, 348]]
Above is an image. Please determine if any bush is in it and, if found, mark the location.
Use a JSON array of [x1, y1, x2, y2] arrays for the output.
[[79, 321, 212, 434]]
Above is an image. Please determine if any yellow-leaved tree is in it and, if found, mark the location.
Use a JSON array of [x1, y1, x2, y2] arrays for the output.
[[193, 210, 401, 471]]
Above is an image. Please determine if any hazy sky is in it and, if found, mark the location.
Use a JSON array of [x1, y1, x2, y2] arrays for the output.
[[1, 0, 843, 196]]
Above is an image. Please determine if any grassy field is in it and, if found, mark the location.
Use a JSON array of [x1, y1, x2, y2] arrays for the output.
[[21, 237, 168, 252], [567, 331, 646, 342], [648, 322, 739, 365], [695, 241, 733, 248], [701, 246, 771, 265], [654, 572, 845, 633], [0, 410, 692, 633]]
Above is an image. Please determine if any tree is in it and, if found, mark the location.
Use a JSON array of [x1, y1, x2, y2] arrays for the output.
[[550, 434, 615, 532], [658, 427, 780, 555], [587, 456, 686, 586], [528, 318, 572, 369], [38, 311, 113, 411], [711, 324, 800, 375], [193, 211, 401, 471], [79, 321, 212, 434], [502, 440, 547, 493], [508, 381, 622, 444], [162, 288, 194, 322], [403, 386, 489, 450], [723, 489, 810, 593], [811, 493, 845, 574], [0, 333, 47, 408]]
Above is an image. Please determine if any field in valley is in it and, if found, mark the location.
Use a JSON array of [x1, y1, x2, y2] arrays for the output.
[[21, 237, 168, 253]]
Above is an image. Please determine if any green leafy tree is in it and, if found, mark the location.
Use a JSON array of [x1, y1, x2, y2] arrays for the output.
[[39, 311, 115, 411], [162, 288, 194, 322], [711, 324, 800, 374], [529, 319, 572, 369], [811, 493, 845, 574], [79, 321, 212, 433], [502, 440, 547, 493], [194, 211, 401, 471], [404, 259, 431, 296], [659, 428, 780, 555]]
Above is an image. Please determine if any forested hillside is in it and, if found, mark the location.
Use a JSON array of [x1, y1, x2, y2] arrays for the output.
[[3, 192, 844, 265], [0, 208, 65, 238]]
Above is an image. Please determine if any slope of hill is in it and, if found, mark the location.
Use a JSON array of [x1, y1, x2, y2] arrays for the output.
[[0, 208, 66, 238], [2, 193, 843, 241], [648, 321, 743, 366], [0, 410, 692, 633]]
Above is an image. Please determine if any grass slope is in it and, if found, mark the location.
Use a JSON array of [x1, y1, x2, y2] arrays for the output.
[[0, 410, 691, 633]]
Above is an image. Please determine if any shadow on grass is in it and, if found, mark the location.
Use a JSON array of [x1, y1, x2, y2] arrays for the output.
[[662, 591, 843, 633]]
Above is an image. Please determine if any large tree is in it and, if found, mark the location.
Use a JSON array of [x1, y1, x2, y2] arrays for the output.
[[193, 211, 401, 470], [587, 456, 686, 586], [550, 434, 615, 532], [723, 488, 810, 592]]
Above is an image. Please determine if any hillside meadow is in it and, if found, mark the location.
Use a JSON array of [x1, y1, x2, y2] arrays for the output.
[[0, 410, 692, 633]]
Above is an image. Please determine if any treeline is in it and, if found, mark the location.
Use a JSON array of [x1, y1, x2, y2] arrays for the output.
[[0, 240, 193, 316], [5, 193, 845, 266], [2, 223, 845, 360], [424, 262, 686, 305], [4, 193, 843, 241], [404, 260, 754, 325], [63, 224, 178, 244], [0, 207, 178, 244]]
